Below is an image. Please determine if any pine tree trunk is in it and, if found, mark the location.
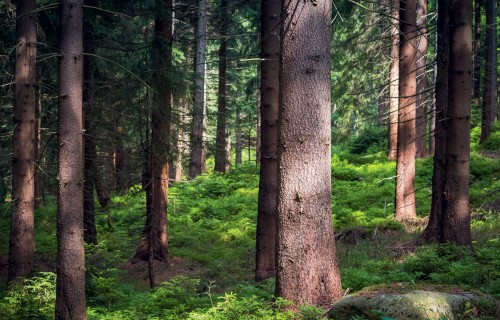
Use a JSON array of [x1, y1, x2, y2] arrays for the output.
[[473, 0, 482, 109], [480, 0, 497, 142], [189, 0, 208, 179], [236, 105, 243, 165], [8, 0, 36, 285], [56, 0, 87, 318], [422, 0, 449, 242], [215, 0, 229, 173], [395, 0, 418, 221], [255, 0, 279, 282], [442, 0, 472, 246], [415, 0, 429, 158], [388, 0, 399, 160], [276, 0, 342, 306], [34, 82, 42, 209]]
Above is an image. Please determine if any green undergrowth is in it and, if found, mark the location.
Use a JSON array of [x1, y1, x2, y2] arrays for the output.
[[0, 153, 499, 319]]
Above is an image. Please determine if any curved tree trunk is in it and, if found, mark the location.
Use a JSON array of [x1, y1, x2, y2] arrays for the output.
[[388, 0, 399, 160], [8, 0, 37, 285], [395, 0, 418, 221], [255, 0, 280, 282], [276, 0, 342, 306], [56, 0, 87, 318]]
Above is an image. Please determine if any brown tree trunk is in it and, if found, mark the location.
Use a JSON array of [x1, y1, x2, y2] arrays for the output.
[[8, 0, 36, 285], [473, 0, 482, 109], [422, 0, 449, 242], [255, 0, 279, 282], [415, 0, 429, 158], [133, 0, 172, 271], [214, 0, 229, 173], [480, 0, 497, 143], [388, 0, 399, 160], [56, 0, 87, 318], [276, 0, 342, 306], [188, 0, 208, 179], [115, 112, 126, 193], [442, 0, 473, 246], [395, 0, 418, 221], [34, 83, 42, 209], [235, 105, 243, 165]]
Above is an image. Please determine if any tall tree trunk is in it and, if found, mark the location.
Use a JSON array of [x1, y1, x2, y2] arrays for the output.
[[56, 0, 87, 318], [133, 0, 172, 271], [169, 98, 184, 183], [481, 0, 497, 142], [8, 0, 36, 285], [115, 111, 126, 193], [415, 0, 429, 158], [473, 0, 482, 109], [276, 0, 342, 306], [442, 0, 472, 246], [188, 0, 208, 179], [395, 0, 418, 221], [34, 83, 42, 209], [214, 0, 229, 173], [235, 105, 243, 165], [388, 0, 399, 160], [422, 0, 449, 242], [255, 0, 279, 282]]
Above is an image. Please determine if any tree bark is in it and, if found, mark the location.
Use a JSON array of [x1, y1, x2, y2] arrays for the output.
[[214, 0, 229, 173], [480, 0, 497, 142], [422, 0, 449, 242], [395, 0, 418, 221], [56, 0, 87, 318], [442, 0, 472, 246], [235, 105, 243, 165], [473, 0, 482, 109], [34, 83, 42, 209], [276, 0, 342, 306], [255, 0, 280, 282], [133, 0, 172, 270], [388, 0, 399, 160], [188, 0, 208, 179], [415, 0, 429, 158], [8, 0, 36, 285]]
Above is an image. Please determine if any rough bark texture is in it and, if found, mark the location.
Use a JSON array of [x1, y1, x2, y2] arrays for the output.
[[214, 0, 229, 173], [133, 0, 172, 267], [388, 0, 399, 161], [255, 0, 280, 282], [480, 0, 497, 142], [56, 0, 87, 319], [422, 0, 449, 242], [8, 0, 36, 285], [276, 0, 342, 306], [442, 0, 472, 246], [188, 0, 208, 179], [472, 0, 482, 109], [395, 0, 418, 221], [415, 0, 429, 158]]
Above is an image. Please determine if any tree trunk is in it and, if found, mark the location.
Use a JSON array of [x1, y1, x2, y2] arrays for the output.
[[422, 0, 449, 242], [480, 0, 497, 143], [133, 0, 172, 270], [442, 0, 472, 246], [276, 0, 342, 306], [34, 83, 42, 209], [214, 0, 229, 173], [8, 0, 36, 285], [255, 0, 279, 282], [388, 0, 399, 160], [395, 0, 418, 221], [235, 105, 243, 165], [473, 0, 482, 109], [56, 0, 87, 318], [415, 0, 429, 158], [188, 0, 208, 179]]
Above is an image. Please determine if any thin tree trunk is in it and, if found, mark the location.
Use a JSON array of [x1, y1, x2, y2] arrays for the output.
[[473, 0, 482, 109], [56, 0, 87, 318], [415, 0, 429, 158], [395, 0, 418, 221], [8, 0, 36, 285], [442, 0, 472, 246], [235, 105, 242, 165], [255, 0, 279, 282], [214, 0, 229, 173], [276, 0, 342, 306], [481, 0, 497, 142], [34, 82, 42, 209], [388, 0, 399, 160], [188, 0, 208, 179], [422, 0, 449, 242]]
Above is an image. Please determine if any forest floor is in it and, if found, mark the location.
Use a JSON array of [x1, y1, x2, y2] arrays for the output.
[[0, 150, 499, 319]]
